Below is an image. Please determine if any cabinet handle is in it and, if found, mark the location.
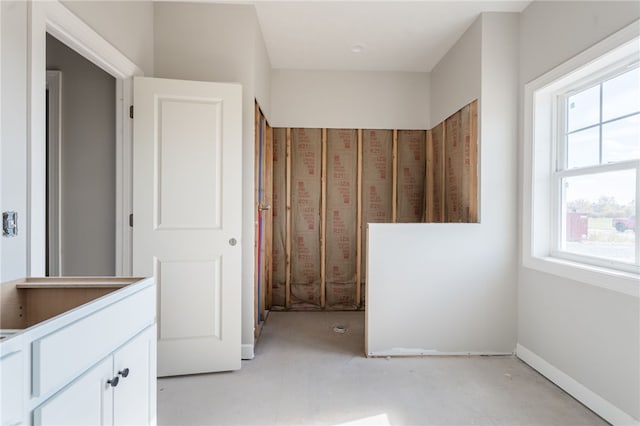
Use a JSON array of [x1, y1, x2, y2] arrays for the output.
[[107, 376, 119, 387], [119, 368, 130, 378]]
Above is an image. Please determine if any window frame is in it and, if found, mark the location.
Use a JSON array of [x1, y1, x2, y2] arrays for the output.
[[522, 20, 640, 298]]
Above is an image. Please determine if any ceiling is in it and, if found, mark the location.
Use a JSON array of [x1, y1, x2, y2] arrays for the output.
[[252, 1, 531, 72]]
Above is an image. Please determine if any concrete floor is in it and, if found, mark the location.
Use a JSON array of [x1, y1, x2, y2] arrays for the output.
[[158, 311, 608, 426]]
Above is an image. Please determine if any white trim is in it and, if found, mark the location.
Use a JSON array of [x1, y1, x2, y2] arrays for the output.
[[516, 344, 639, 426], [367, 350, 514, 357], [241, 344, 254, 360], [28, 0, 141, 277], [522, 20, 640, 297], [45, 71, 62, 276], [0, 0, 3, 281]]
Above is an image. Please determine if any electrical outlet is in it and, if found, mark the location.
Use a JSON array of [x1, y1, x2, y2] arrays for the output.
[[3, 211, 18, 237]]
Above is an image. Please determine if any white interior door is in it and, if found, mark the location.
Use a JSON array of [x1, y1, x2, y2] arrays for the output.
[[132, 76, 242, 376]]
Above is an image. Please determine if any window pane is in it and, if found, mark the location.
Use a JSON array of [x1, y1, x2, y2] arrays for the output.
[[567, 127, 599, 168], [603, 67, 640, 122], [603, 114, 640, 163], [568, 85, 600, 132], [562, 169, 636, 264]]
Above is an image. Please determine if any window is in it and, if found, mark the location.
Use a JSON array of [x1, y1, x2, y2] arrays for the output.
[[554, 66, 639, 272], [523, 22, 639, 296]]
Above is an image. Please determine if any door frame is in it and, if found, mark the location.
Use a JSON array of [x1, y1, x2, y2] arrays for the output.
[[28, 0, 143, 276], [45, 70, 62, 276]]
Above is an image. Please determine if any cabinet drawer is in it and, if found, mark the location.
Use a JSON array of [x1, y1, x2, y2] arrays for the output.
[[32, 286, 155, 397]]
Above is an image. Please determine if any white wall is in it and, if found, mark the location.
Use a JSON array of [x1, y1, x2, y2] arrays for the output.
[[430, 17, 481, 125], [154, 2, 272, 356], [61, 1, 154, 76], [518, 2, 640, 422], [1, 1, 28, 282], [47, 34, 116, 276], [0, 0, 153, 283], [367, 13, 519, 355], [270, 70, 429, 129]]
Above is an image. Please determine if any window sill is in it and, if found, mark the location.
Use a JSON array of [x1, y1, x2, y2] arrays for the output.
[[523, 255, 639, 298]]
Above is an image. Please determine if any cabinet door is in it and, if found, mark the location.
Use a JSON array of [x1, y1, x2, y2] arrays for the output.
[[113, 326, 156, 426], [33, 357, 113, 426], [1, 350, 24, 426]]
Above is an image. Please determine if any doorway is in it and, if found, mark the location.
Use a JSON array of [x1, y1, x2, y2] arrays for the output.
[[45, 33, 116, 276]]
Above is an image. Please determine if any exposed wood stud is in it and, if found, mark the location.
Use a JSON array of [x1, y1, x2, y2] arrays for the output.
[[392, 129, 398, 223], [265, 124, 274, 310], [469, 100, 479, 223], [320, 129, 327, 308], [425, 129, 433, 222], [285, 128, 292, 309], [253, 102, 260, 335], [356, 129, 363, 308]]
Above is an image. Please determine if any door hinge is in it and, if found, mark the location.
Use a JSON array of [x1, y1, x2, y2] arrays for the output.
[[129, 105, 134, 119], [129, 214, 133, 227]]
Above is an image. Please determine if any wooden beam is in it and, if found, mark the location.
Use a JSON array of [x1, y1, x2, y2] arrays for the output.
[[265, 122, 274, 310], [285, 128, 292, 309], [356, 129, 363, 308], [320, 128, 327, 308], [392, 129, 398, 223], [425, 129, 433, 222], [469, 100, 479, 223], [253, 102, 260, 335], [439, 124, 446, 222]]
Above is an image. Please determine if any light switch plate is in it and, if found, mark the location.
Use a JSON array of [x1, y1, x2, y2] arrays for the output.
[[3, 211, 18, 237]]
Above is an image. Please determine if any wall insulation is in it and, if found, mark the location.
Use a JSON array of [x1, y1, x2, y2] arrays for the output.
[[290, 128, 322, 307], [271, 128, 287, 307], [265, 99, 478, 311], [397, 130, 426, 223], [325, 129, 358, 308]]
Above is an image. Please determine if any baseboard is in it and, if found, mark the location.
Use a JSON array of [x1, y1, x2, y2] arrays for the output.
[[516, 343, 638, 426], [241, 344, 254, 360]]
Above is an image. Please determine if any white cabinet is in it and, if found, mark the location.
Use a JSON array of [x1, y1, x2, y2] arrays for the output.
[[33, 326, 156, 426], [0, 340, 24, 426], [0, 277, 156, 426]]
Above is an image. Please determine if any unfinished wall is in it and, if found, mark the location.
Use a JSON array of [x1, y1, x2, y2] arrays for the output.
[[269, 106, 478, 310], [518, 2, 640, 422], [325, 129, 358, 307], [366, 13, 518, 356]]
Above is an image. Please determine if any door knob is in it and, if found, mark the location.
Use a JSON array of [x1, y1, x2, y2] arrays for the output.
[[229, 238, 237, 246]]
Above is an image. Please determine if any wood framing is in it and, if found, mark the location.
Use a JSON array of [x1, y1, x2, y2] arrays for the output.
[[320, 128, 327, 308], [425, 130, 432, 222], [469, 100, 479, 222], [392, 129, 398, 223], [265, 124, 274, 309], [285, 128, 292, 308], [253, 102, 260, 334], [356, 129, 363, 307]]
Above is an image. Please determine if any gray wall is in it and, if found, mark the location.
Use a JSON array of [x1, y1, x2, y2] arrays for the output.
[[47, 34, 116, 276], [154, 2, 272, 354], [517, 1, 640, 420], [367, 13, 519, 356], [270, 70, 430, 129]]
